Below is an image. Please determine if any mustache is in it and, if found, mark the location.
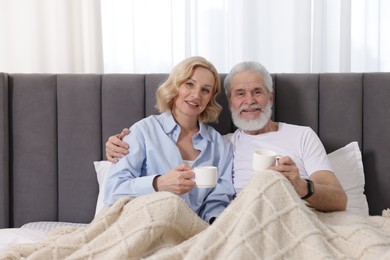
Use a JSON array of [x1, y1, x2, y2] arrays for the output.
[[238, 104, 264, 113]]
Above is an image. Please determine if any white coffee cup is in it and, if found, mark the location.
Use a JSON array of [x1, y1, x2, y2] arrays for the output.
[[193, 166, 217, 188], [252, 149, 278, 172]]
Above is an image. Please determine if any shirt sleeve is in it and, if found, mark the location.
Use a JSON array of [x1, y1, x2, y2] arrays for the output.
[[103, 124, 158, 206], [302, 127, 333, 176]]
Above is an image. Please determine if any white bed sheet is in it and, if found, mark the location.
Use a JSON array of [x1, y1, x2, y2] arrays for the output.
[[0, 221, 88, 253]]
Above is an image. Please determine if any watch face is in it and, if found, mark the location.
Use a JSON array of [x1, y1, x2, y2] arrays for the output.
[[309, 179, 314, 193]]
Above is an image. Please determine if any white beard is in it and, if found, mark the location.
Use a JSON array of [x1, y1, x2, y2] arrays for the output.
[[231, 103, 273, 131]]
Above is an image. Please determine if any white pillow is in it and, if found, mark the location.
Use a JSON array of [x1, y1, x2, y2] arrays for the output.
[[327, 141, 369, 216], [21, 221, 88, 232], [93, 160, 112, 216]]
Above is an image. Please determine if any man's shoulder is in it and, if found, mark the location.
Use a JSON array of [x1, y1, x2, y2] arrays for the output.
[[279, 123, 320, 144], [279, 122, 313, 133]]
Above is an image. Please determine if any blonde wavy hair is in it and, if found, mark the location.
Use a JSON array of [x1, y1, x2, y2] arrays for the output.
[[155, 56, 222, 123]]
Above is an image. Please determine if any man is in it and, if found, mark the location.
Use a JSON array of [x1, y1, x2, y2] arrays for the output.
[[106, 61, 347, 212]]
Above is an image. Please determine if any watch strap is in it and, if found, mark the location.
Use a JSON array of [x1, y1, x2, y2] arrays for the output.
[[301, 179, 314, 200]]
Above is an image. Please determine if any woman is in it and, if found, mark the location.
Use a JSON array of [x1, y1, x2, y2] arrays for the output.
[[104, 56, 235, 224]]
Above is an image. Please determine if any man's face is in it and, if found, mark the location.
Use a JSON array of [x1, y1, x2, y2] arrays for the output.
[[229, 71, 273, 131]]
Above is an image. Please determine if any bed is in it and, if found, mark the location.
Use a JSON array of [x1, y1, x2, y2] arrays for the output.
[[0, 72, 390, 258]]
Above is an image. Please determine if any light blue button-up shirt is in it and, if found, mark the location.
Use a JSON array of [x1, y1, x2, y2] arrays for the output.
[[104, 111, 235, 222]]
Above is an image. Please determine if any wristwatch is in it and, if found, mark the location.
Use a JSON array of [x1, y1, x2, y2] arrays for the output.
[[301, 179, 314, 200]]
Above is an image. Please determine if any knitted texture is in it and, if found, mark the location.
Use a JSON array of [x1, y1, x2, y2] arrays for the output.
[[2, 170, 390, 259], [1, 192, 207, 259], [149, 170, 390, 259]]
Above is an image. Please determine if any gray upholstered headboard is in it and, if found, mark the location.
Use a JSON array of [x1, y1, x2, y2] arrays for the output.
[[0, 72, 390, 228]]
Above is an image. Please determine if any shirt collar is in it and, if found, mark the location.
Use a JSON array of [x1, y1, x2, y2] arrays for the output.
[[159, 111, 177, 133], [198, 121, 212, 142], [159, 111, 212, 142]]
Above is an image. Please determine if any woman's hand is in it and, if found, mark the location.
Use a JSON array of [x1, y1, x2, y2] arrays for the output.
[[154, 164, 196, 195]]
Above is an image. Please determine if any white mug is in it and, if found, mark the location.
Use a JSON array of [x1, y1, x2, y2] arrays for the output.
[[252, 149, 278, 172], [193, 166, 217, 188]]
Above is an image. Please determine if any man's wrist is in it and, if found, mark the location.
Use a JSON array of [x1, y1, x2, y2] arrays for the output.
[[301, 179, 315, 200]]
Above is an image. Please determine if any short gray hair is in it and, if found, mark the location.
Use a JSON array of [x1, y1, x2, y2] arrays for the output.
[[224, 61, 273, 98]]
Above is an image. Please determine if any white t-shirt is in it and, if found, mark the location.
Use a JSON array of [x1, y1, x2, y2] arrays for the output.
[[224, 123, 332, 194]]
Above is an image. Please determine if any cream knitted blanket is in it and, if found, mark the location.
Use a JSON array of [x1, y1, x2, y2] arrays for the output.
[[2, 170, 390, 259]]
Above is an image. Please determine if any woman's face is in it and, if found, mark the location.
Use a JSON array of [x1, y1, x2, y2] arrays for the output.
[[172, 67, 215, 119]]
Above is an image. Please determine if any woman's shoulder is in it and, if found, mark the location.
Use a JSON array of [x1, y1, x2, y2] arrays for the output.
[[132, 114, 161, 127], [126, 115, 162, 138], [204, 124, 231, 145]]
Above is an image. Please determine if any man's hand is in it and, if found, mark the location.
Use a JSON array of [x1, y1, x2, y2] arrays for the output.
[[105, 128, 130, 163], [154, 164, 196, 195], [269, 156, 307, 196], [269, 156, 347, 212]]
